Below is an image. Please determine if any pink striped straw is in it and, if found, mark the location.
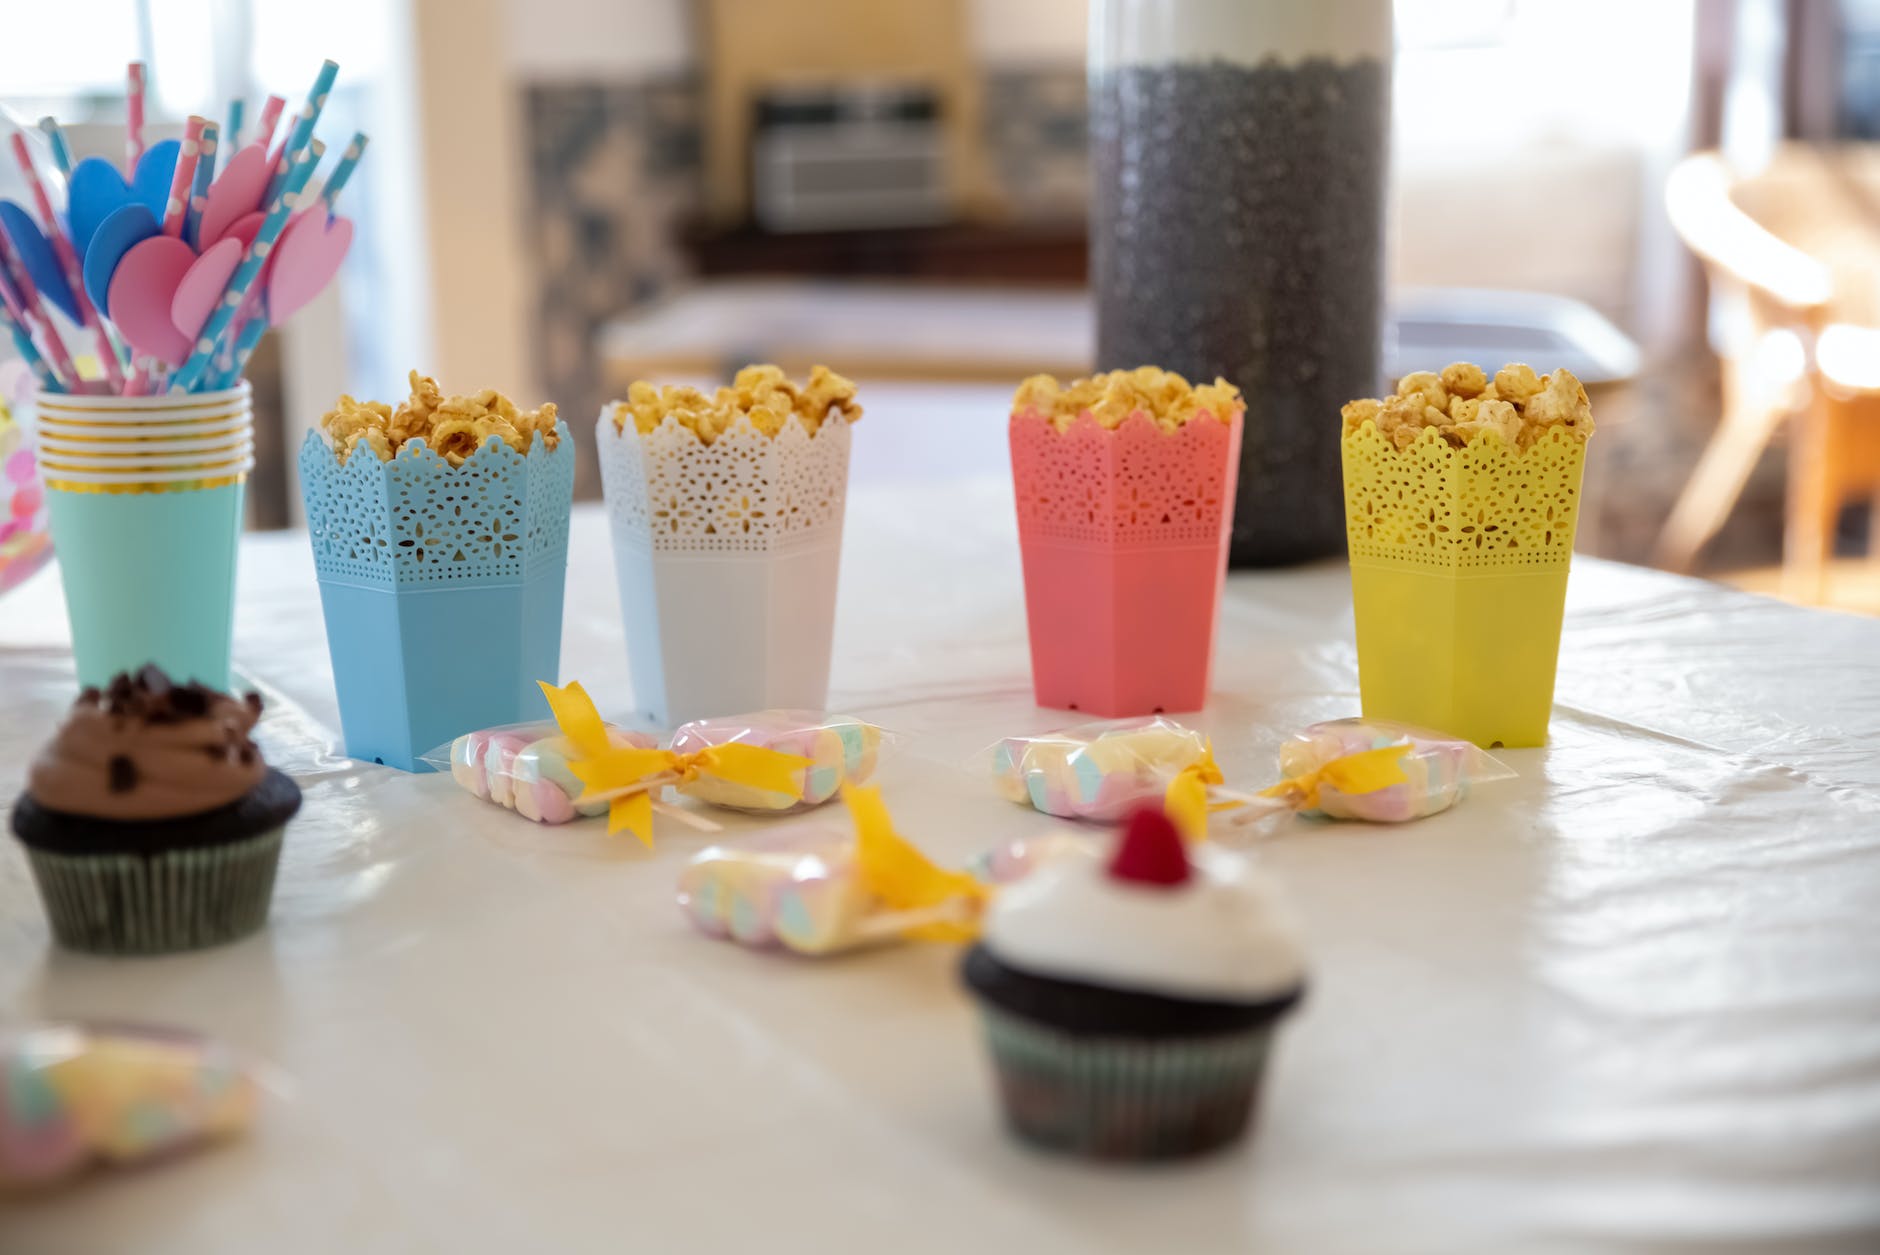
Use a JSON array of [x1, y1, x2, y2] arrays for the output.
[[7, 133, 124, 391], [0, 238, 85, 393], [162, 117, 207, 236], [255, 95, 286, 148], [126, 62, 147, 170]]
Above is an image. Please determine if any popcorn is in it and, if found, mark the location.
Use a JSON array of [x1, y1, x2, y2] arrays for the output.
[[1440, 362, 1487, 398], [1342, 362, 1594, 449], [1012, 367, 1243, 433], [322, 371, 560, 465], [610, 364, 862, 446]]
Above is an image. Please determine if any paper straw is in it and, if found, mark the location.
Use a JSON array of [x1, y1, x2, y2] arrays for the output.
[[0, 296, 60, 392], [8, 133, 124, 391], [0, 239, 82, 392], [320, 132, 369, 217], [169, 144, 321, 392], [126, 63, 147, 170], [264, 60, 339, 203], [255, 95, 286, 148], [36, 118, 75, 177], [183, 121, 219, 248], [225, 98, 246, 151], [263, 110, 300, 192], [162, 117, 207, 237]]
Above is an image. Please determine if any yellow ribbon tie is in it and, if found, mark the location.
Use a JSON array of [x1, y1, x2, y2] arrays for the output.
[[538, 681, 815, 847], [844, 783, 986, 942], [1259, 743, 1411, 811], [1163, 740, 1226, 842]]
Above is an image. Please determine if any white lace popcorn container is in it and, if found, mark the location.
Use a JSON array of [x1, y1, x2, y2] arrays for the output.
[[1343, 422, 1589, 748], [298, 423, 576, 771], [36, 384, 254, 689], [597, 409, 852, 725]]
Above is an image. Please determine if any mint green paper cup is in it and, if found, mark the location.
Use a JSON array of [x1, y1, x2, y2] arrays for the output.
[[35, 385, 253, 690]]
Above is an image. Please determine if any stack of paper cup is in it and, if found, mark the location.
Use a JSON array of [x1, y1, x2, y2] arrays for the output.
[[35, 384, 253, 689]]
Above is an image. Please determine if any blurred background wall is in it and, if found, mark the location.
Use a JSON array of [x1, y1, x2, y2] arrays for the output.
[[6, 0, 1880, 610]]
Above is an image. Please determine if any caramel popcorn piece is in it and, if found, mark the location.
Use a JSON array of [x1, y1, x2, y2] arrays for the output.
[[1396, 371, 1448, 413], [1340, 362, 1594, 450], [1440, 362, 1487, 399], [1493, 363, 1543, 404], [320, 372, 560, 464], [1012, 367, 1243, 433]]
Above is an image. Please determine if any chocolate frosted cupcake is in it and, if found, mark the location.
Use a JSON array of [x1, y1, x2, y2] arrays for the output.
[[962, 806, 1305, 1160], [10, 666, 300, 955]]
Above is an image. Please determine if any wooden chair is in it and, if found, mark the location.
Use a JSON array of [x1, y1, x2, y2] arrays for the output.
[[1656, 146, 1880, 599]]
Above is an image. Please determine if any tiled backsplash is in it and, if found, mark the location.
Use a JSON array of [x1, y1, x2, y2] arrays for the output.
[[523, 65, 1087, 479]]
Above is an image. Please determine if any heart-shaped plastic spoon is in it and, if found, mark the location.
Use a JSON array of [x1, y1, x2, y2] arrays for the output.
[[65, 156, 136, 263], [108, 235, 197, 366], [169, 236, 243, 342], [0, 201, 79, 322], [82, 203, 160, 313], [195, 144, 272, 250], [129, 139, 180, 219], [267, 212, 353, 325]]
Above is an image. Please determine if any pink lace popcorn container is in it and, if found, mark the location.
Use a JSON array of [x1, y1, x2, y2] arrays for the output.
[[1340, 364, 1594, 748], [299, 374, 575, 771], [597, 366, 862, 726], [1010, 369, 1243, 716]]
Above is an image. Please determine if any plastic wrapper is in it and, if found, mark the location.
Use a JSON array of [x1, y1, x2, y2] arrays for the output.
[[431, 682, 889, 845], [1262, 718, 1513, 822], [677, 786, 985, 956], [969, 830, 1097, 885], [670, 710, 884, 813], [428, 720, 659, 824], [1, 1023, 259, 1191], [989, 716, 1211, 822]]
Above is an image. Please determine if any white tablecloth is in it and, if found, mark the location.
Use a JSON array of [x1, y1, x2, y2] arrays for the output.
[[4, 476, 1880, 1254]]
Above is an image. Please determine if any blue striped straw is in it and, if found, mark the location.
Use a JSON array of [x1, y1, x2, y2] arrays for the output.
[[36, 118, 74, 177], [212, 316, 268, 390], [0, 299, 60, 392], [169, 144, 321, 392], [320, 133, 369, 218], [225, 97, 246, 151], [263, 60, 338, 204], [183, 121, 220, 248]]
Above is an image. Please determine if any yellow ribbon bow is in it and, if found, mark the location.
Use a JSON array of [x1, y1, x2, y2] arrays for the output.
[[844, 783, 987, 942], [538, 681, 813, 847], [1259, 743, 1411, 811], [1163, 739, 1228, 842]]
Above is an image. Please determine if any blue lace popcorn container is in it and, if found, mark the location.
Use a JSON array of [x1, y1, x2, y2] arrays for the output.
[[297, 423, 575, 772]]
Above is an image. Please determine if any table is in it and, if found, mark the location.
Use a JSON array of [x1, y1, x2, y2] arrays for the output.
[[4, 471, 1880, 1252]]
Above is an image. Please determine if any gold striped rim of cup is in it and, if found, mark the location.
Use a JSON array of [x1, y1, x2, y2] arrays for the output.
[[36, 422, 250, 446], [35, 445, 256, 472], [38, 452, 255, 482], [34, 439, 255, 464], [41, 473, 249, 495], [33, 407, 250, 430], [36, 430, 251, 451]]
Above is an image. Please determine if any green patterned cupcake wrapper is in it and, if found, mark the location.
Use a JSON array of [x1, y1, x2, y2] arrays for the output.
[[978, 1006, 1278, 1160], [23, 827, 284, 956]]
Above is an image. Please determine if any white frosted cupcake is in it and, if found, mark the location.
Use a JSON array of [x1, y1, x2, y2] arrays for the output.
[[960, 806, 1306, 1159]]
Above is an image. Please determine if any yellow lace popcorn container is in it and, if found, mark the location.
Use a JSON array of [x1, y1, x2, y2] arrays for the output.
[[596, 410, 853, 726], [1342, 422, 1588, 748]]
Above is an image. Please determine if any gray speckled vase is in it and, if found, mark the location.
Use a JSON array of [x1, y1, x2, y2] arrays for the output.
[[1091, 0, 1393, 567]]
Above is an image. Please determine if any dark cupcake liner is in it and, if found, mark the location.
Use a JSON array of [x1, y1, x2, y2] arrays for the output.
[[22, 826, 284, 956], [977, 1005, 1281, 1161]]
